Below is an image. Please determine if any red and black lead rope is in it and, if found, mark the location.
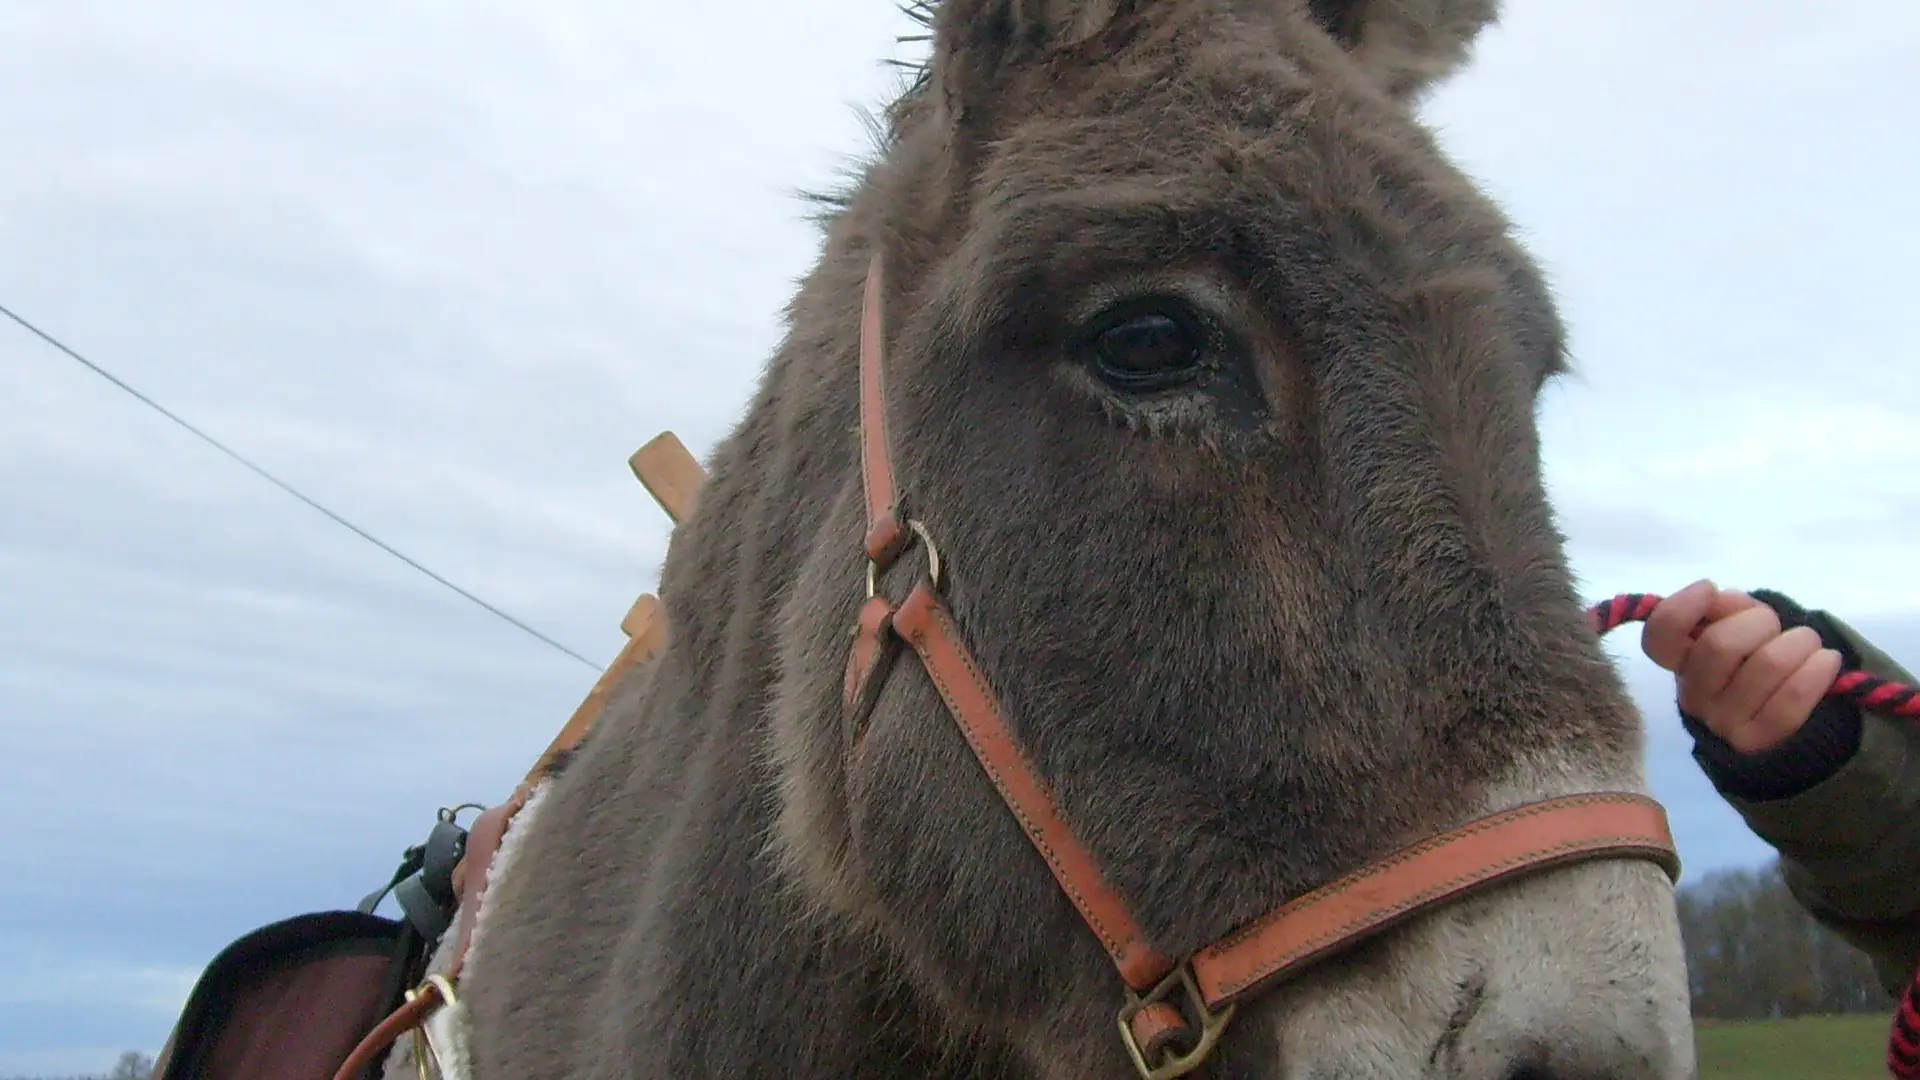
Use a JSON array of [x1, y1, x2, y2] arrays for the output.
[[1587, 593, 1920, 1079]]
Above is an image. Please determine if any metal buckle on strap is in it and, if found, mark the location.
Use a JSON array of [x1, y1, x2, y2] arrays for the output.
[[1116, 964, 1238, 1080], [865, 517, 942, 598], [404, 974, 460, 1080]]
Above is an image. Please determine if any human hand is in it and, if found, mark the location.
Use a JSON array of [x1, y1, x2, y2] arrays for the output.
[[1640, 579, 1845, 754]]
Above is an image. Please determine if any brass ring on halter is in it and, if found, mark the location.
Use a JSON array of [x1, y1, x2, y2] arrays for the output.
[[865, 518, 942, 598], [1115, 964, 1238, 1080]]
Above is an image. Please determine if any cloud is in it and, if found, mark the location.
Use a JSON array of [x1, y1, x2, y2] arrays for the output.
[[0, 957, 198, 1016], [1555, 501, 1698, 561], [2, 0, 1916, 1070], [0, 2, 922, 1068]]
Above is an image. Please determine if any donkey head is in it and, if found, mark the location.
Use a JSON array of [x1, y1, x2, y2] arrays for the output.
[[766, 2, 1691, 1076]]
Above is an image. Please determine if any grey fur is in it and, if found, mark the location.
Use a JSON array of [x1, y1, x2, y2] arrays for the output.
[[441, 3, 1693, 1076]]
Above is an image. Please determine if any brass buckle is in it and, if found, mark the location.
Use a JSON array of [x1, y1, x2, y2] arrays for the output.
[[404, 974, 460, 1080], [1115, 964, 1238, 1080], [865, 518, 942, 598]]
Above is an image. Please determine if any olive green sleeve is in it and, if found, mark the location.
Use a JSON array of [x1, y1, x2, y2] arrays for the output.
[[1720, 615, 1920, 996]]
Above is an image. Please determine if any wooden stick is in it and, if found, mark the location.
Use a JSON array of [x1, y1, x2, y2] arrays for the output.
[[630, 431, 707, 524], [620, 593, 660, 638], [523, 433, 711, 779], [524, 596, 664, 784]]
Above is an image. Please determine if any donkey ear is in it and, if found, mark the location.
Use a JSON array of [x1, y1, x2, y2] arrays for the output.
[[1307, 0, 1502, 101], [926, 0, 1125, 121]]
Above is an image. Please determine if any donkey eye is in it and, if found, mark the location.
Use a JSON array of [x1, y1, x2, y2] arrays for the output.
[[1085, 303, 1207, 392]]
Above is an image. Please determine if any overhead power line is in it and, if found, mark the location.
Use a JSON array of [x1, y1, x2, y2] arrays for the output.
[[1, 300, 603, 673]]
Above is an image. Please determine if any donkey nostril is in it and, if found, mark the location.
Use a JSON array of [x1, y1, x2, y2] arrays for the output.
[[1504, 1068, 1554, 1080]]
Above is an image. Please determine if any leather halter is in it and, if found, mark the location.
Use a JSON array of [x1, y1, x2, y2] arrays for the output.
[[838, 252, 1682, 1079]]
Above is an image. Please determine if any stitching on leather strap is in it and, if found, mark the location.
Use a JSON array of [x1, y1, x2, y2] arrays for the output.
[[1204, 834, 1672, 1001], [1193, 795, 1676, 1003], [1203, 795, 1661, 957], [858, 251, 905, 564]]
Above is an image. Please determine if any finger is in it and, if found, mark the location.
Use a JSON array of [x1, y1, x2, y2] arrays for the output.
[[1739, 648, 1846, 754], [1678, 604, 1784, 715], [1704, 588, 1762, 622], [1643, 579, 1717, 671], [1711, 625, 1824, 749]]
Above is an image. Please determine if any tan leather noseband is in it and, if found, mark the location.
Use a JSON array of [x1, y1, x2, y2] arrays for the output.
[[838, 253, 1682, 1079]]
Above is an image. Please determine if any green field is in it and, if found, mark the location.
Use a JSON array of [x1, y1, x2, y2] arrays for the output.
[[1698, 1014, 1894, 1079]]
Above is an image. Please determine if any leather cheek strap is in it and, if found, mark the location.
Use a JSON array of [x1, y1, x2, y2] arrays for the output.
[[891, 582, 1178, 991], [858, 252, 906, 567]]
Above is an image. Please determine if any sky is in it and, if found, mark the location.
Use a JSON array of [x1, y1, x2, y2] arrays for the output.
[[1, 1, 1915, 1073]]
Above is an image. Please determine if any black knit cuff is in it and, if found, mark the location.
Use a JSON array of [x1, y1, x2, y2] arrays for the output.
[[1685, 704, 1862, 802], [1682, 589, 1864, 803]]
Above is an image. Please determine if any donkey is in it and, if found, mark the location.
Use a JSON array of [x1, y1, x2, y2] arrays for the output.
[[426, 1, 1698, 1077]]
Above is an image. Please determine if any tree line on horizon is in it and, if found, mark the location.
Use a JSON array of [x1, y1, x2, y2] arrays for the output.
[[1677, 859, 1895, 1019]]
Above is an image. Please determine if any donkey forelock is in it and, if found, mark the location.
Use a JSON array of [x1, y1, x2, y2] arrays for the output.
[[457, 3, 1691, 1078]]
